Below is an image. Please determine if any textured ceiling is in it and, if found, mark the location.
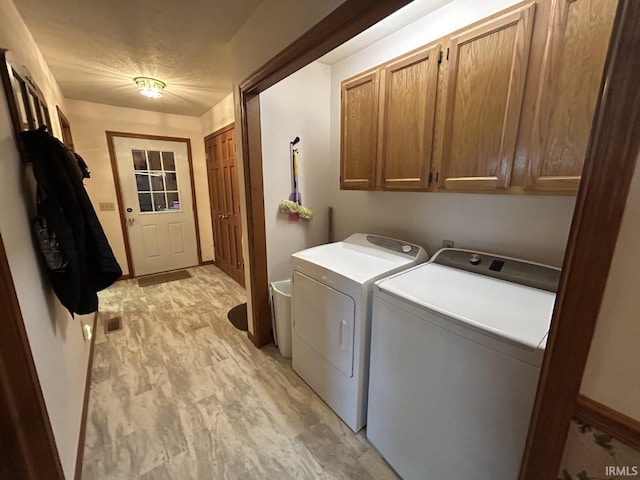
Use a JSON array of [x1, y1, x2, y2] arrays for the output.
[[13, 0, 262, 116]]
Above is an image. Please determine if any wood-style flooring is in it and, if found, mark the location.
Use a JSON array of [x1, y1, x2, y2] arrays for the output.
[[82, 265, 399, 480]]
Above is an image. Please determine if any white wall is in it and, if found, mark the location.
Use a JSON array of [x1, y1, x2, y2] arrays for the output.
[[260, 62, 332, 282], [65, 99, 214, 273], [200, 93, 235, 138], [326, 0, 576, 266], [580, 152, 640, 421], [0, 0, 92, 477]]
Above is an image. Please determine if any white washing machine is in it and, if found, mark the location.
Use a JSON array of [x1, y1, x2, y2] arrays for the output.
[[368, 248, 560, 480], [291, 233, 428, 432]]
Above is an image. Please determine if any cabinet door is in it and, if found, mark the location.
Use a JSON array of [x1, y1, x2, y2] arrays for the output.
[[340, 70, 380, 189], [379, 45, 440, 190], [435, 3, 536, 191], [524, 0, 617, 192]]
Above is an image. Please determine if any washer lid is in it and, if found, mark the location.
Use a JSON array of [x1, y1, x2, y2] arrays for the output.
[[376, 263, 556, 350], [291, 233, 427, 283]]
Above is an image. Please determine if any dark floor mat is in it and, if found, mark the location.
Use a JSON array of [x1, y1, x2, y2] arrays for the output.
[[227, 303, 248, 331], [137, 270, 191, 287]]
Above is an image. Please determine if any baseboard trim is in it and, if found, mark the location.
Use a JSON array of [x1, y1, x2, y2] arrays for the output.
[[118, 274, 132, 281], [74, 312, 98, 479], [200, 260, 214, 266], [247, 330, 257, 346], [575, 394, 640, 450]]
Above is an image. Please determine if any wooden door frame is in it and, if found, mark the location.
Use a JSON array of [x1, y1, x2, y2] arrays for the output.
[[56, 105, 74, 150], [204, 123, 246, 286], [106, 131, 202, 278], [0, 233, 65, 479], [238, 0, 640, 475]]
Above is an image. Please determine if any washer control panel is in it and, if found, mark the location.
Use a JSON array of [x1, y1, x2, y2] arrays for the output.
[[433, 248, 561, 293], [366, 235, 422, 257]]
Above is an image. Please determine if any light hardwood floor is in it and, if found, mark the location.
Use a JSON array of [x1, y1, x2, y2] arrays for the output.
[[82, 265, 399, 480]]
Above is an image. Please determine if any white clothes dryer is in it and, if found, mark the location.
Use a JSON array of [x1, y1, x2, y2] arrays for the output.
[[368, 248, 560, 480], [291, 234, 427, 432]]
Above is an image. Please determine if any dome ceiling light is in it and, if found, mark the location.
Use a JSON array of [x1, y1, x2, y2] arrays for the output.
[[134, 77, 166, 98]]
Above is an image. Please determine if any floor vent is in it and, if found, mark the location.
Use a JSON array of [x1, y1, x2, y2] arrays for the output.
[[104, 316, 122, 334]]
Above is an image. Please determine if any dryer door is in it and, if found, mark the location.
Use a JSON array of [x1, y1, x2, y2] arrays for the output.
[[293, 271, 355, 377]]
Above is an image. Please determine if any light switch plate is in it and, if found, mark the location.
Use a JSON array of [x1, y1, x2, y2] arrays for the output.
[[99, 202, 116, 211]]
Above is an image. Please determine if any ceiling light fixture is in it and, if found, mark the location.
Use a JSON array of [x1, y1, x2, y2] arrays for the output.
[[134, 77, 166, 98]]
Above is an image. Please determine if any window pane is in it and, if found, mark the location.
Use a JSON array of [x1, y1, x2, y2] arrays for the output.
[[150, 172, 164, 191], [167, 192, 180, 210], [165, 172, 177, 191], [148, 151, 162, 170], [162, 151, 175, 170], [132, 150, 147, 170], [138, 193, 152, 212], [153, 193, 167, 211], [135, 172, 150, 191]]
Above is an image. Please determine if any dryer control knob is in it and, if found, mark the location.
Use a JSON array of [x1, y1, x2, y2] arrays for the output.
[[402, 245, 412, 253], [469, 253, 481, 265]]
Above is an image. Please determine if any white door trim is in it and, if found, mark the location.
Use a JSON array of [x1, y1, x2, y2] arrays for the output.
[[106, 131, 202, 278]]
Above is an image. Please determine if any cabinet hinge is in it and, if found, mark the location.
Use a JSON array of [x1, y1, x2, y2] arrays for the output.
[[437, 51, 443, 64]]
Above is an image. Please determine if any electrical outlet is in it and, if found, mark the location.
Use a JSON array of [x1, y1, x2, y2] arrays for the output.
[[442, 239, 455, 248]]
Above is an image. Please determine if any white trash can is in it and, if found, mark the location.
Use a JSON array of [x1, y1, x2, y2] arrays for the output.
[[270, 280, 292, 358]]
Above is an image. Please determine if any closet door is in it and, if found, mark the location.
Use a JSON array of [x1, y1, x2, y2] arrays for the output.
[[205, 127, 245, 286], [340, 69, 380, 190], [524, 0, 617, 192], [434, 3, 536, 191], [379, 44, 440, 190]]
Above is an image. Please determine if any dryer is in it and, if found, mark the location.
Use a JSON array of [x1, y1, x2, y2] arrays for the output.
[[291, 234, 427, 432], [368, 248, 560, 480]]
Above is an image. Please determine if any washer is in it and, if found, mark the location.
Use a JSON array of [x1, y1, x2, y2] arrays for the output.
[[291, 233, 427, 432], [368, 248, 560, 480]]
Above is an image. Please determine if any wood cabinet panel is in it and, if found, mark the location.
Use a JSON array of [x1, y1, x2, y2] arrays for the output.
[[379, 44, 440, 190], [340, 70, 379, 189], [435, 3, 536, 191], [524, 0, 616, 192]]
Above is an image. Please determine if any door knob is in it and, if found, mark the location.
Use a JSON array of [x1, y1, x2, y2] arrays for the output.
[[127, 218, 135, 225]]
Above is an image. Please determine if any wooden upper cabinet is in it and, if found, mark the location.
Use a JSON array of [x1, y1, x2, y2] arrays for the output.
[[434, 3, 536, 191], [524, 0, 617, 192], [379, 44, 440, 190], [340, 69, 380, 189]]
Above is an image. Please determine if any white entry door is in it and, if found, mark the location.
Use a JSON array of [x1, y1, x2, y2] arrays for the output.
[[113, 136, 198, 277]]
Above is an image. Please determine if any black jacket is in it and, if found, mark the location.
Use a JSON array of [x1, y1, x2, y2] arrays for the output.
[[21, 128, 122, 314]]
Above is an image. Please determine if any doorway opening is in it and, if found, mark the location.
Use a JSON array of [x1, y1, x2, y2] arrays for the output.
[[237, 0, 639, 478]]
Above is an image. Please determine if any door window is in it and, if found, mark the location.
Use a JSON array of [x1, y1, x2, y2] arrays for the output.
[[131, 149, 181, 213]]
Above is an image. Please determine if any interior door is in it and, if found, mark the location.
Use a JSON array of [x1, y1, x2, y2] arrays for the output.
[[113, 136, 198, 277], [205, 127, 245, 286]]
